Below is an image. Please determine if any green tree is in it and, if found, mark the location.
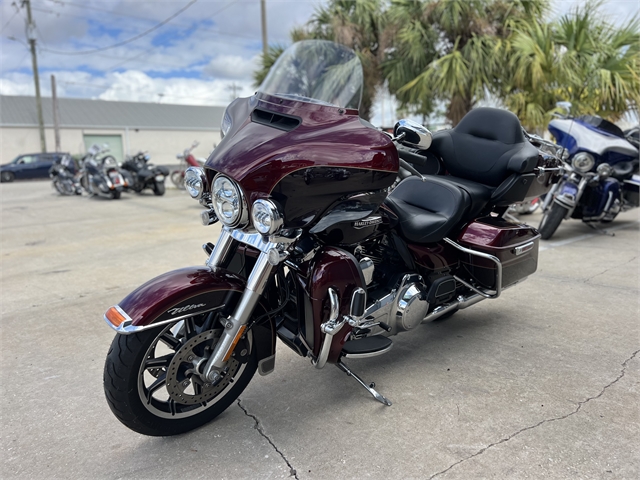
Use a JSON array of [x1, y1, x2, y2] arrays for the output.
[[385, 0, 549, 126], [253, 0, 386, 120], [505, 1, 640, 130]]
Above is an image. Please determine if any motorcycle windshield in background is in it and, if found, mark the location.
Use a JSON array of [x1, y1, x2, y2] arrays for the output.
[[258, 40, 363, 110]]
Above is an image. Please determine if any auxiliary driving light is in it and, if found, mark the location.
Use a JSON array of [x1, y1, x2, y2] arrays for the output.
[[251, 199, 283, 235], [185, 167, 206, 199]]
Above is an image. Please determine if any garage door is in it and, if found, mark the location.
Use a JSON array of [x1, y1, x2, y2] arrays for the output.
[[83, 134, 124, 163]]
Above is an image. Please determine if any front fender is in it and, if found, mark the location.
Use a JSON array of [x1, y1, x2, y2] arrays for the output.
[[555, 182, 579, 208], [103, 266, 276, 370]]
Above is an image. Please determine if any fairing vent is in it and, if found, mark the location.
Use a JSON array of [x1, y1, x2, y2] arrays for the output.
[[251, 108, 301, 132]]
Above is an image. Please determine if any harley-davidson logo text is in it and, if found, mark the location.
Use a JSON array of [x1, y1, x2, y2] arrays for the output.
[[168, 303, 206, 316], [353, 217, 382, 229]]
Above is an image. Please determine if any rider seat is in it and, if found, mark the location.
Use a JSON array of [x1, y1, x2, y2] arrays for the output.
[[386, 108, 540, 244]]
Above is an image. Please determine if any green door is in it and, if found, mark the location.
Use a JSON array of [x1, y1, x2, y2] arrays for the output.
[[83, 134, 124, 163]]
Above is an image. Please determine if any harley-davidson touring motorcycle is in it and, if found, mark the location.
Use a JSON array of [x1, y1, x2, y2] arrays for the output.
[[102, 40, 560, 436], [538, 106, 639, 239], [80, 144, 127, 199], [49, 154, 82, 196]]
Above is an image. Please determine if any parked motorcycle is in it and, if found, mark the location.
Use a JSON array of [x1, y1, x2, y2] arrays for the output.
[[121, 152, 169, 196], [171, 142, 202, 189], [538, 105, 640, 239], [80, 145, 127, 199], [49, 154, 82, 195], [102, 40, 561, 436]]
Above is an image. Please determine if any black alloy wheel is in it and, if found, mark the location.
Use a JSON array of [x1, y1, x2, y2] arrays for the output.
[[104, 312, 258, 436]]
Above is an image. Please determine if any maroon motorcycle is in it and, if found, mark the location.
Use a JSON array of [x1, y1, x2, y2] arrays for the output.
[[102, 40, 560, 436]]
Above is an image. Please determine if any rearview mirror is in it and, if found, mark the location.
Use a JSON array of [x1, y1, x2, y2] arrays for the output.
[[555, 101, 572, 115], [393, 119, 432, 150]]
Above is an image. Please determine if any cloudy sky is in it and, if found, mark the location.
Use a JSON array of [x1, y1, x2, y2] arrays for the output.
[[0, 0, 638, 126]]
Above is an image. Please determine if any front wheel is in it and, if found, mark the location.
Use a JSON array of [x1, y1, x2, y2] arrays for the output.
[[153, 181, 165, 196], [170, 170, 185, 189], [1, 171, 15, 183], [104, 316, 257, 436], [538, 202, 568, 240]]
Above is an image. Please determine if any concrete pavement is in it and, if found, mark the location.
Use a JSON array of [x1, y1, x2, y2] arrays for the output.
[[1, 180, 638, 479]]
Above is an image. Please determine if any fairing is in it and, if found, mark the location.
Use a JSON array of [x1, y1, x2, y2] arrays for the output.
[[206, 93, 398, 228]]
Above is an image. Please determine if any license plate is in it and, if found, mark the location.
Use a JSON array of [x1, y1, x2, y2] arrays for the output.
[[155, 175, 165, 182], [110, 174, 122, 185]]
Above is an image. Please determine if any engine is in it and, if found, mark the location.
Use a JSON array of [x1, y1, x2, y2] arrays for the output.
[[353, 237, 430, 336]]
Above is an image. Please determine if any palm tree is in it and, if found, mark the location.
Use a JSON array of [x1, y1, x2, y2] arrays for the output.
[[253, 0, 386, 120], [386, 0, 549, 126], [505, 1, 640, 130]]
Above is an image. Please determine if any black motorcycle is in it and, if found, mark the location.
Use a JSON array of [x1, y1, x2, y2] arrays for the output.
[[120, 152, 169, 196], [49, 154, 82, 196]]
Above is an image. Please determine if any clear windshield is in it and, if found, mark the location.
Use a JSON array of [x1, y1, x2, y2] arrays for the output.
[[258, 40, 363, 110]]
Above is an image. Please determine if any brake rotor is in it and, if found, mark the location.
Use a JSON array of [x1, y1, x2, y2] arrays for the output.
[[165, 329, 240, 405]]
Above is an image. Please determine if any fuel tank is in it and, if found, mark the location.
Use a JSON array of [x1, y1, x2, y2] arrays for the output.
[[206, 93, 399, 229]]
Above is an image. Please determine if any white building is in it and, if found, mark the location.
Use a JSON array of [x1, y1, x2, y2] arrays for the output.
[[0, 95, 225, 165]]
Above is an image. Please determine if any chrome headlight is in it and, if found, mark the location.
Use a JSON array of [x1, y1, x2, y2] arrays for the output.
[[212, 174, 247, 227], [220, 107, 232, 139], [596, 163, 612, 178], [572, 152, 595, 173], [184, 166, 206, 199], [251, 199, 283, 235]]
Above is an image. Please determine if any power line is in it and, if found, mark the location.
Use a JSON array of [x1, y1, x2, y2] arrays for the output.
[[39, 0, 200, 55], [38, 0, 255, 40], [0, 9, 20, 34]]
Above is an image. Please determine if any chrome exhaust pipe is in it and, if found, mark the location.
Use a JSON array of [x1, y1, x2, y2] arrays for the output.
[[422, 293, 484, 323]]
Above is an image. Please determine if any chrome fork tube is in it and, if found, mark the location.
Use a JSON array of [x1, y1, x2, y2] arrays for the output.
[[202, 250, 274, 381], [206, 227, 236, 270]]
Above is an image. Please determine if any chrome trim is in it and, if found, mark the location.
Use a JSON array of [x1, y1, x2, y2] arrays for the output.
[[312, 288, 345, 369], [443, 238, 502, 299], [104, 304, 227, 335], [343, 343, 393, 359], [513, 241, 535, 256]]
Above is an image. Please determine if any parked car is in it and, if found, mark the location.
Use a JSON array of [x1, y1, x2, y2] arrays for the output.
[[1, 152, 69, 182]]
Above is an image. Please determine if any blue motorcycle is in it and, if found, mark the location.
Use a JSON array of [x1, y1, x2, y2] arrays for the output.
[[538, 106, 639, 239]]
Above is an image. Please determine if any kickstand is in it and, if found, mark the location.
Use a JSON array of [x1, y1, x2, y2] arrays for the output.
[[587, 222, 615, 236], [336, 360, 392, 406]]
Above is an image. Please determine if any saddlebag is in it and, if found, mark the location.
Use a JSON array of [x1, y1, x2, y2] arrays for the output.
[[457, 217, 540, 290]]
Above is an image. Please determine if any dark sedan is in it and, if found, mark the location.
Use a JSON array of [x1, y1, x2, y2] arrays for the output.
[[1, 152, 69, 182]]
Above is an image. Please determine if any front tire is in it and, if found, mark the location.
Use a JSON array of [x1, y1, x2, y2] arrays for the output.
[[538, 202, 568, 240], [111, 189, 122, 199], [170, 170, 185, 189], [153, 181, 166, 196], [1, 171, 15, 183], [104, 317, 257, 436]]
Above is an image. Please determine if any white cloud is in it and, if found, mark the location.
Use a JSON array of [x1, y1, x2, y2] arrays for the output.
[[203, 54, 260, 80], [97, 70, 253, 106]]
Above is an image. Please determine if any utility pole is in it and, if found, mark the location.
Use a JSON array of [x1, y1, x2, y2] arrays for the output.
[[260, 0, 267, 58], [51, 74, 61, 152], [227, 82, 240, 100], [24, 0, 46, 153]]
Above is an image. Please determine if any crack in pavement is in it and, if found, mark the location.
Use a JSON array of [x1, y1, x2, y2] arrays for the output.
[[428, 349, 640, 480], [237, 398, 299, 479], [584, 256, 638, 284]]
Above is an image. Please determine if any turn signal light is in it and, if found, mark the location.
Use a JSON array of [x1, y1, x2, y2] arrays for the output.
[[105, 306, 126, 327]]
